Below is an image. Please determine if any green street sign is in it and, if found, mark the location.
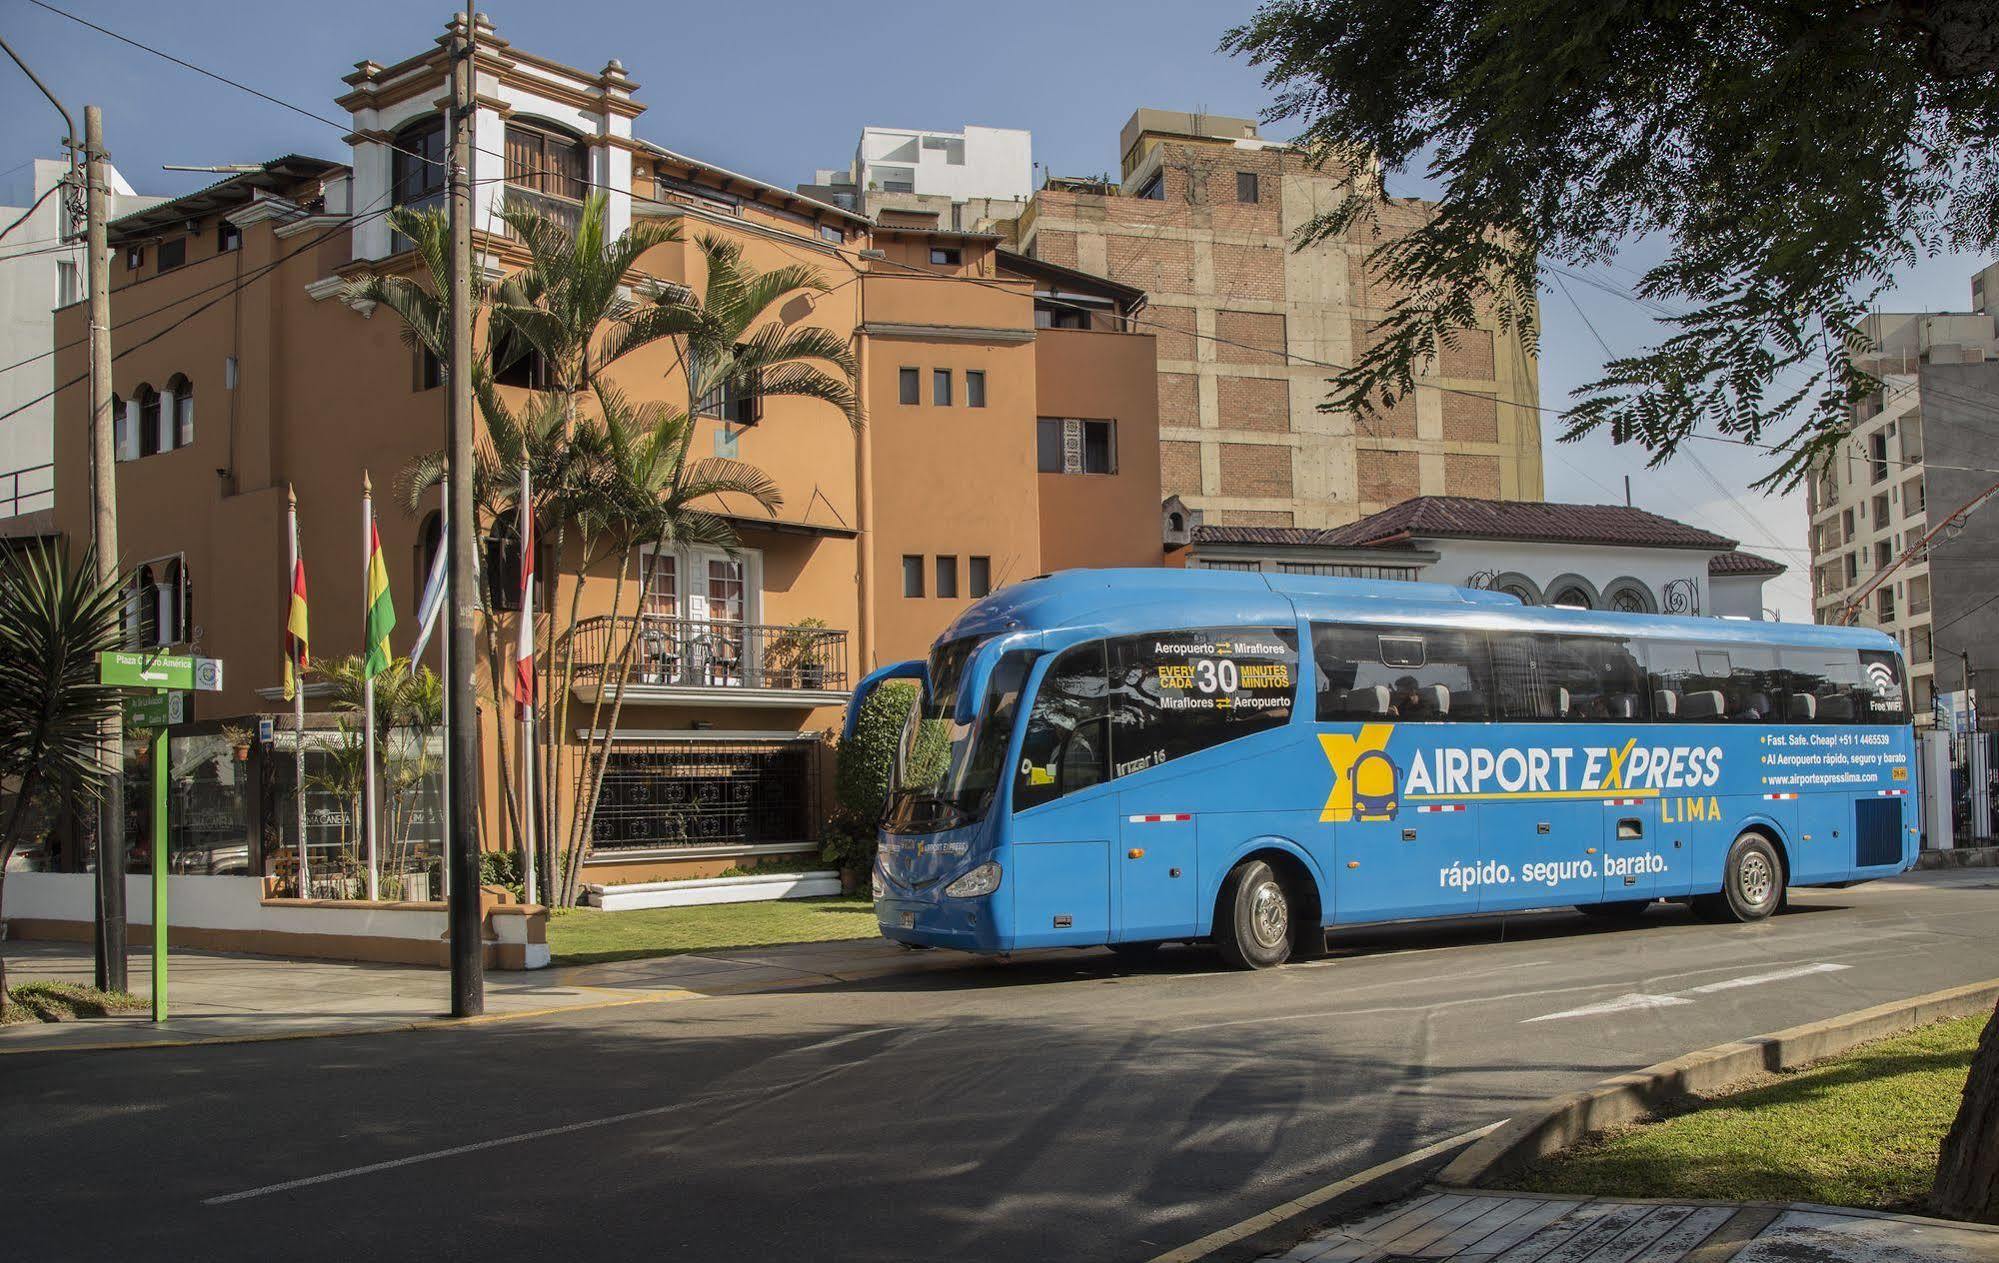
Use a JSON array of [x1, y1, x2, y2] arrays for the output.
[[124, 693, 189, 730], [98, 652, 224, 693]]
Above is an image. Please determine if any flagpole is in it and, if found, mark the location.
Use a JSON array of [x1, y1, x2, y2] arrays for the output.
[[288, 485, 309, 897], [362, 471, 380, 902], [438, 474, 451, 901], [518, 463, 538, 906]]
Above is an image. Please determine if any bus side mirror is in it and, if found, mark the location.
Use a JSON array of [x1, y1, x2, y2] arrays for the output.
[[844, 659, 925, 741]]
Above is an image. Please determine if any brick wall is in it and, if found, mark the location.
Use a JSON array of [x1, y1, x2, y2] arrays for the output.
[[1357, 448, 1420, 503], [1357, 392, 1417, 439], [1147, 303, 1198, 363], [1439, 328, 1495, 379], [1035, 229, 1079, 268], [1216, 375, 1290, 433], [1157, 372, 1200, 428], [1445, 453, 1502, 498], [1212, 242, 1286, 303], [1209, 509, 1295, 526], [1442, 391, 1499, 443], [1106, 235, 1196, 295], [1218, 442, 1294, 498], [1215, 310, 1287, 365], [1160, 440, 1203, 496]]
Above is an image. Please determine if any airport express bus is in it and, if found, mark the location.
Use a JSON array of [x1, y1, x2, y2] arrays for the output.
[[848, 569, 1917, 969]]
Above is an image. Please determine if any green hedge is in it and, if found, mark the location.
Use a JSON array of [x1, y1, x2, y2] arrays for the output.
[[824, 680, 937, 877]]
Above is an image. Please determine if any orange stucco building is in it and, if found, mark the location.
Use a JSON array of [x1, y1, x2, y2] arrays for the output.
[[48, 18, 1158, 892]]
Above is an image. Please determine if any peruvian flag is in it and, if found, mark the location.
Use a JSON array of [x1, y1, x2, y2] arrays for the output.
[[513, 464, 535, 716]]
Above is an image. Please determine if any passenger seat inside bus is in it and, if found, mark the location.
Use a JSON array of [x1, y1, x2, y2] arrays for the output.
[[1817, 694, 1856, 721], [1679, 690, 1726, 720], [1344, 684, 1391, 715], [1654, 689, 1679, 718], [1788, 693, 1818, 722]]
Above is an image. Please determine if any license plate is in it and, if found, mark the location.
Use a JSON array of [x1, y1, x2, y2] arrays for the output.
[[899, 911, 916, 929]]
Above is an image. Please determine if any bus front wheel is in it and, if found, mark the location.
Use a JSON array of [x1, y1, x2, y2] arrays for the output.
[[1698, 833, 1785, 923], [1216, 859, 1292, 970]]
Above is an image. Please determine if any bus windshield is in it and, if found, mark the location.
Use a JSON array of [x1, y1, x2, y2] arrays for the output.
[[884, 638, 1032, 834]]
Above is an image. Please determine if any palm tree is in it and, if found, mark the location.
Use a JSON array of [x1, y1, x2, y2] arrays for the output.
[[556, 382, 782, 903], [314, 653, 445, 896], [0, 543, 126, 1014]]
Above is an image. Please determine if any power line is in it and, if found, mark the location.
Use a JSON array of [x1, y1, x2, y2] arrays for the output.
[[40, 0, 1999, 492]]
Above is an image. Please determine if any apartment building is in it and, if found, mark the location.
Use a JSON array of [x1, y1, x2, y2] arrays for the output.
[[47, 18, 1157, 887], [0, 159, 161, 536], [1805, 295, 1999, 722], [1017, 108, 1544, 531], [804, 124, 1032, 231]]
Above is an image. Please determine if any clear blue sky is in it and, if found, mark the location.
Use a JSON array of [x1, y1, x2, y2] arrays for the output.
[[4, 0, 1986, 619]]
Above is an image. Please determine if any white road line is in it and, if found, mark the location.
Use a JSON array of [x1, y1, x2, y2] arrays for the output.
[[1522, 993, 1694, 1023], [204, 1098, 703, 1204], [1524, 961, 1850, 1022], [1687, 961, 1850, 993], [1144, 1119, 1509, 1263]]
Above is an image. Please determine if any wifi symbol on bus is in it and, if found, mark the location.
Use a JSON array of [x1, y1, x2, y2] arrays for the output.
[[1865, 662, 1898, 695]]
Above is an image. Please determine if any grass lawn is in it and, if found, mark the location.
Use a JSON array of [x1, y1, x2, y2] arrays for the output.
[[1517, 1015, 1984, 1212], [547, 895, 880, 965], [1, 981, 148, 1026]]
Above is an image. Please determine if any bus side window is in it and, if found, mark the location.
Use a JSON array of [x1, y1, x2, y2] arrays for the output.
[[1492, 633, 1649, 721], [1107, 625, 1296, 768], [1313, 622, 1493, 722], [1014, 641, 1108, 811]]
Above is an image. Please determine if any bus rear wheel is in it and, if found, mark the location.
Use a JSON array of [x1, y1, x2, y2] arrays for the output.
[[1698, 833, 1785, 923], [1216, 859, 1292, 970]]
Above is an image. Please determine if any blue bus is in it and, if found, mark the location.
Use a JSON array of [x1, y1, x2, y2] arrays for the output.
[[851, 569, 1916, 969]]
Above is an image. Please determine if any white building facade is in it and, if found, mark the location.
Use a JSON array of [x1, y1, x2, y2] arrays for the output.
[[1173, 495, 1785, 620], [0, 158, 161, 530]]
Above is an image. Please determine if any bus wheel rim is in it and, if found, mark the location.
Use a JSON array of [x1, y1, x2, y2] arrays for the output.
[[1739, 851, 1774, 906], [1251, 881, 1287, 948]]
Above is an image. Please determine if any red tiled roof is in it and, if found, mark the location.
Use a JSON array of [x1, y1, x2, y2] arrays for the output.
[[1320, 496, 1740, 551], [1189, 524, 1403, 548], [1707, 549, 1787, 576]]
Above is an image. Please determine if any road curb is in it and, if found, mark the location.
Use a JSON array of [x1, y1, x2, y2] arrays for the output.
[[1436, 977, 1999, 1188]]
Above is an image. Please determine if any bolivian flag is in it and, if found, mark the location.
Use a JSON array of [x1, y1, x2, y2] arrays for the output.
[[363, 518, 396, 678], [282, 557, 309, 701]]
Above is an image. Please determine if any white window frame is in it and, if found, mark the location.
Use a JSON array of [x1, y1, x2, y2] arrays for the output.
[[638, 542, 762, 626]]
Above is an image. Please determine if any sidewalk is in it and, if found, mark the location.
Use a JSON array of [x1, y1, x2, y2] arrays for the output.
[[1269, 1191, 1999, 1263], [0, 933, 961, 1053]]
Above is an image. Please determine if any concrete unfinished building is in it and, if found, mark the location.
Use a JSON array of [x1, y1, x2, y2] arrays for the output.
[[1016, 109, 1543, 530]]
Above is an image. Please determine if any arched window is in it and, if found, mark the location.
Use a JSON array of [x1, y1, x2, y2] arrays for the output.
[[391, 114, 447, 208], [134, 385, 161, 457], [1550, 586, 1593, 609], [165, 374, 193, 449], [1167, 511, 1185, 532], [1499, 582, 1537, 605], [506, 121, 588, 202], [415, 510, 443, 610], [125, 564, 153, 647], [112, 393, 132, 461], [1604, 579, 1655, 614]]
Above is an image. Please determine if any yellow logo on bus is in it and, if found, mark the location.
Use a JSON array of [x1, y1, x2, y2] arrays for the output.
[[1319, 724, 1397, 823]]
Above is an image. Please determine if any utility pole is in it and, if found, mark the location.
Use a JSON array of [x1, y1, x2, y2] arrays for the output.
[[0, 39, 123, 994], [86, 108, 126, 994], [445, 5, 485, 1015]]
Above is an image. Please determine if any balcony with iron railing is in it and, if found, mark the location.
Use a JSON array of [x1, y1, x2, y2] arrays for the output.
[[0, 461, 53, 520], [566, 614, 851, 707], [502, 185, 583, 238]]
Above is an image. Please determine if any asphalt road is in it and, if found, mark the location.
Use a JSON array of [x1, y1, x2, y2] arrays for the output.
[[9, 870, 1999, 1263]]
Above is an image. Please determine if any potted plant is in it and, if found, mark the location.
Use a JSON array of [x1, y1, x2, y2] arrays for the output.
[[768, 617, 831, 689], [221, 723, 256, 762]]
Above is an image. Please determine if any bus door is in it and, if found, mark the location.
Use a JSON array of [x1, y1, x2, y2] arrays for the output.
[[1117, 793, 1197, 940], [1476, 800, 1604, 912]]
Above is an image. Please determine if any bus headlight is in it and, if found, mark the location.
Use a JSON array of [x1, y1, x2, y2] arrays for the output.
[[871, 864, 885, 900], [944, 861, 1002, 899]]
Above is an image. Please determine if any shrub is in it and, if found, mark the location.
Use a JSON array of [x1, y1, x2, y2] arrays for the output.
[[824, 680, 929, 880], [479, 850, 525, 901]]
